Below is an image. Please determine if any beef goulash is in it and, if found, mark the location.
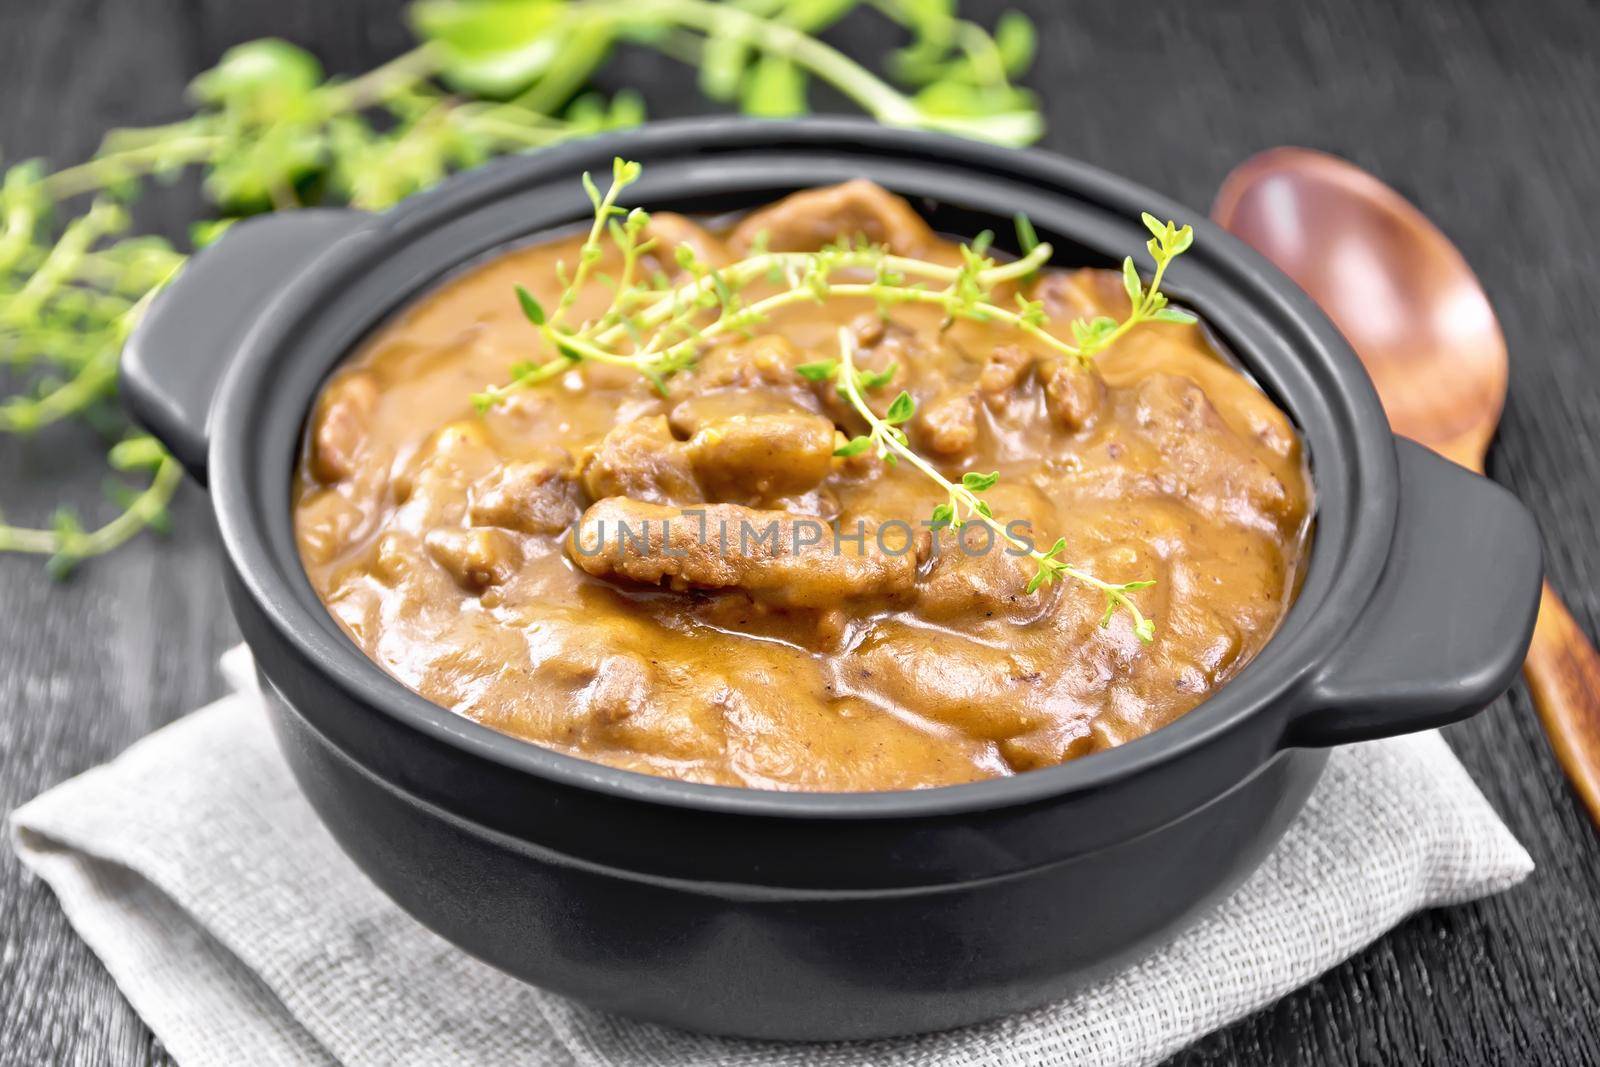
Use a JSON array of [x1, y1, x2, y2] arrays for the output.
[[294, 173, 1313, 791]]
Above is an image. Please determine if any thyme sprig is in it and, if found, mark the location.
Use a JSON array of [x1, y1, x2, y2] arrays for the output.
[[476, 160, 1196, 405], [472, 212, 1054, 407], [830, 327, 1157, 640], [3, 0, 1043, 575], [479, 160, 1199, 640]]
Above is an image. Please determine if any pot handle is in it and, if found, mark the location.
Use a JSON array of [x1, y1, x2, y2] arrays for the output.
[[1289, 437, 1543, 746], [120, 209, 373, 485]]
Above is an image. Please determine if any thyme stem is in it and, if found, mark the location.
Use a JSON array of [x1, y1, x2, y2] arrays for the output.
[[41, 135, 226, 201], [1, 200, 128, 326], [0, 455, 181, 566], [321, 45, 440, 110]]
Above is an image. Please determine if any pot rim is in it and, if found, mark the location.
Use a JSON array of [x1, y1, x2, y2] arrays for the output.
[[207, 117, 1395, 820]]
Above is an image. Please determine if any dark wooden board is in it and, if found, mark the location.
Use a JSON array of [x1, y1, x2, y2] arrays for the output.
[[2, 0, 1598, 1063]]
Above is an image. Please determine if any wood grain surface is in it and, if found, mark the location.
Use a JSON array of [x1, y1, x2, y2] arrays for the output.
[[2, 1, 1598, 1063]]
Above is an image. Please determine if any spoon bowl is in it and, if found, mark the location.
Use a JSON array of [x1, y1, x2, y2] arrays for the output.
[[1213, 147, 1506, 471]]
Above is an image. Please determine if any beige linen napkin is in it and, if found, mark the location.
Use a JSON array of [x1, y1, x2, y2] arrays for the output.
[[10, 647, 1532, 1066]]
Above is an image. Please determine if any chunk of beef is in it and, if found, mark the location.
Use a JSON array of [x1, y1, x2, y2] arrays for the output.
[[580, 416, 703, 505], [468, 462, 581, 535], [1035, 268, 1130, 325], [569, 498, 918, 608], [571, 652, 727, 761], [1097, 336, 1300, 461], [673, 335, 808, 396], [308, 371, 378, 484], [641, 212, 732, 272], [1044, 361, 1105, 432], [916, 484, 1057, 624], [296, 490, 367, 566], [917, 535, 1043, 624], [915, 392, 978, 457], [848, 311, 889, 348], [668, 389, 810, 438], [839, 622, 1058, 743], [424, 527, 521, 591], [394, 421, 500, 525], [979, 344, 1036, 400], [727, 180, 937, 256], [999, 723, 1101, 771], [687, 412, 837, 500], [1132, 373, 1292, 531]]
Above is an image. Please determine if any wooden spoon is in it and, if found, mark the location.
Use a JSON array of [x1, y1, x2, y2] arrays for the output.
[[1213, 147, 1600, 823]]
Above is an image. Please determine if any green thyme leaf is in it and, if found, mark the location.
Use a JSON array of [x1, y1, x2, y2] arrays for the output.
[[834, 434, 873, 457], [107, 435, 165, 472], [190, 39, 322, 107], [1122, 256, 1142, 304], [856, 361, 898, 391], [885, 390, 916, 424], [740, 54, 808, 118], [795, 359, 839, 382], [994, 12, 1037, 77], [515, 284, 545, 325], [701, 28, 748, 102], [1025, 567, 1048, 594], [961, 470, 999, 492], [784, 0, 859, 33], [188, 218, 236, 248], [1014, 211, 1039, 255]]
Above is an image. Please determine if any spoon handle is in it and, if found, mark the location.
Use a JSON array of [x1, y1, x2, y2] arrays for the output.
[[1522, 582, 1600, 823]]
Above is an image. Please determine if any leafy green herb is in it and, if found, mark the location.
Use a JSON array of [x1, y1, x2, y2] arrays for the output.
[[795, 360, 838, 382], [1013, 211, 1040, 286], [832, 434, 874, 458], [854, 362, 898, 392], [2, 0, 1043, 575], [884, 389, 916, 424], [515, 285, 546, 325]]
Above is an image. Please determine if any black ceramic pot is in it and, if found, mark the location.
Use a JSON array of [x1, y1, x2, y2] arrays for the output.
[[121, 118, 1542, 1041]]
